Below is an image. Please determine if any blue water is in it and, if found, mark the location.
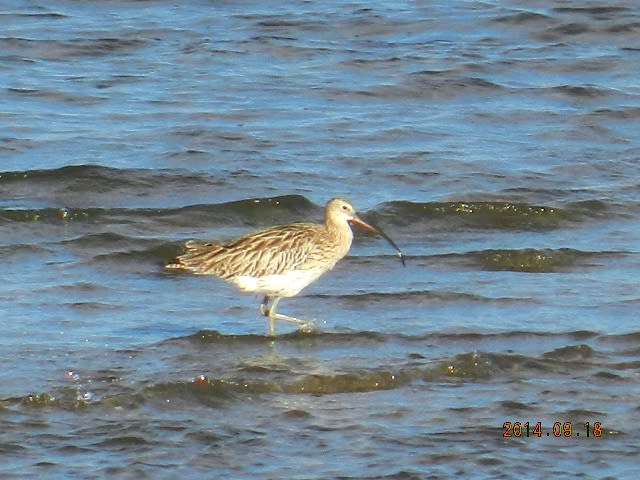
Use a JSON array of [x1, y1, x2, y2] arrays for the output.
[[1, 1, 640, 478]]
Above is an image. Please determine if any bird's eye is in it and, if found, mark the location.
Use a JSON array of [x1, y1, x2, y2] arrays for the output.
[[342, 205, 349, 211]]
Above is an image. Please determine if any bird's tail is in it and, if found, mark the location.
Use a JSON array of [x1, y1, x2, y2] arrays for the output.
[[164, 258, 186, 271], [164, 240, 221, 273]]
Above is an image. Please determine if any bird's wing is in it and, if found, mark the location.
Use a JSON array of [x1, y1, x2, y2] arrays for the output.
[[166, 224, 322, 278]]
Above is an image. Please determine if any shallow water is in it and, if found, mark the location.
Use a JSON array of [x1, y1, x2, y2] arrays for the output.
[[1, 1, 640, 478]]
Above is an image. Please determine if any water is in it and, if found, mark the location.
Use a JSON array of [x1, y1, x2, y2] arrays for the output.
[[1, 1, 639, 478]]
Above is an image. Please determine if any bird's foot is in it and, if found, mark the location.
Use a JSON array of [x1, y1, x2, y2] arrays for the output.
[[270, 313, 318, 334], [297, 320, 318, 334]]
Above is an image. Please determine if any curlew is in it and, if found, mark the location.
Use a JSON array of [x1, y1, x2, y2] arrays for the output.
[[165, 198, 404, 335]]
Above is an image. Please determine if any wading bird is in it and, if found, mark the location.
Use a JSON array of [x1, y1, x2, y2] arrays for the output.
[[166, 198, 404, 335]]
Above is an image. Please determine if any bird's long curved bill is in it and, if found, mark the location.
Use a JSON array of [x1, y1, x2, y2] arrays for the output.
[[350, 217, 406, 266]]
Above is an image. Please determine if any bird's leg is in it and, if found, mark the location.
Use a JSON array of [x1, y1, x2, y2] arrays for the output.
[[259, 296, 276, 336], [259, 296, 270, 317], [258, 296, 316, 335]]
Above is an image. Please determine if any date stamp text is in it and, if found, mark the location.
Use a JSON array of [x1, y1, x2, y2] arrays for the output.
[[503, 421, 602, 438]]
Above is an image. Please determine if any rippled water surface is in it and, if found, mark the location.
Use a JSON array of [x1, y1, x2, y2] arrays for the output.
[[1, 1, 640, 478]]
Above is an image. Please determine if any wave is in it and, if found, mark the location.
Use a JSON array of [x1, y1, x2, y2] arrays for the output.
[[4, 328, 637, 410], [0, 192, 620, 233], [2, 163, 634, 225], [0, 194, 315, 226], [0, 36, 146, 62], [445, 247, 625, 272], [0, 163, 217, 193], [372, 199, 614, 230]]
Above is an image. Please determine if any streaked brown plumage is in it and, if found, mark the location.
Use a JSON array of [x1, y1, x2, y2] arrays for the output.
[[166, 198, 403, 335]]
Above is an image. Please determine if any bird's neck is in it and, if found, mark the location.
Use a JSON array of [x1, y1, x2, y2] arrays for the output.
[[325, 220, 354, 247]]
